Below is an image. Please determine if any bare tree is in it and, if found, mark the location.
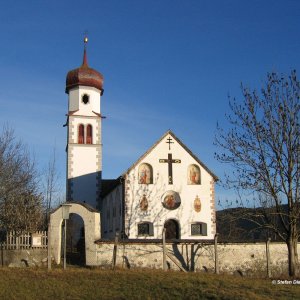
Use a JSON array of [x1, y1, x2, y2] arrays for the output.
[[215, 71, 300, 276], [0, 125, 43, 233], [43, 146, 61, 226], [2, 192, 43, 232]]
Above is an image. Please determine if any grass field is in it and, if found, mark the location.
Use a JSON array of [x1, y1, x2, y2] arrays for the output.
[[0, 267, 299, 300]]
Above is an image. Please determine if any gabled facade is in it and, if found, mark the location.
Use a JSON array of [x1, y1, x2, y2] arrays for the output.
[[101, 131, 218, 240]]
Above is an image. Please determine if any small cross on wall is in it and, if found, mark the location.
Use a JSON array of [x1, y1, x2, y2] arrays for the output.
[[166, 137, 174, 150]]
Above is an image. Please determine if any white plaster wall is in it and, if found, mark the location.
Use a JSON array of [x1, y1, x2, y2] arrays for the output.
[[71, 146, 100, 176], [124, 133, 216, 240], [68, 144, 101, 206], [95, 242, 296, 276], [68, 86, 101, 115]]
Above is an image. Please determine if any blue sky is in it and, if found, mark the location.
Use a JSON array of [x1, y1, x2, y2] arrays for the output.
[[1, 1, 300, 208]]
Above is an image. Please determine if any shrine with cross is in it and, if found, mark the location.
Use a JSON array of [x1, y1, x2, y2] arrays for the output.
[[62, 38, 218, 243], [101, 130, 218, 240]]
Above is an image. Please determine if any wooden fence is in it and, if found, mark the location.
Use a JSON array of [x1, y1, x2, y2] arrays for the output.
[[1, 231, 48, 250]]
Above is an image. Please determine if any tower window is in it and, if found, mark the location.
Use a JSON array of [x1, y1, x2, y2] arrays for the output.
[[82, 94, 90, 104], [78, 124, 85, 144], [86, 125, 93, 144]]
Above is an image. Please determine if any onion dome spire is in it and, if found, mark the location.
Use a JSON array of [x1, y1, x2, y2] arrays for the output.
[[82, 36, 88, 66], [65, 36, 104, 95]]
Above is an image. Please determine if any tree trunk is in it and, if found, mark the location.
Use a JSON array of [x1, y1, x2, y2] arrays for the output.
[[293, 238, 298, 264], [287, 238, 297, 277]]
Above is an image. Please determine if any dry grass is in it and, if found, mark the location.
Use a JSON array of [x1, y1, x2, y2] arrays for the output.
[[0, 267, 299, 299]]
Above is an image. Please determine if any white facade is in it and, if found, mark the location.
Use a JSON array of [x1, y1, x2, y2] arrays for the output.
[[101, 131, 217, 240], [66, 86, 102, 208], [64, 43, 216, 241], [101, 184, 123, 239]]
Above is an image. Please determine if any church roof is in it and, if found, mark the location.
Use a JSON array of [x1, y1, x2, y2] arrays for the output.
[[123, 130, 218, 181], [101, 178, 122, 198], [65, 47, 104, 94]]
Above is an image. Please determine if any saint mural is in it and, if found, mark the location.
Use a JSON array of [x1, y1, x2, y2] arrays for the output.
[[187, 164, 200, 184], [140, 194, 148, 211], [138, 163, 152, 184], [194, 195, 201, 212], [162, 191, 181, 210]]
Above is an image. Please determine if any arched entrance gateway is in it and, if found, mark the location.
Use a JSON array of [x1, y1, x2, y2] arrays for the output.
[[49, 202, 100, 266], [66, 214, 85, 265], [164, 219, 180, 240]]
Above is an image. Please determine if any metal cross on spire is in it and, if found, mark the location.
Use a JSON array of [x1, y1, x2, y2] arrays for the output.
[[82, 31, 89, 66], [83, 30, 89, 49]]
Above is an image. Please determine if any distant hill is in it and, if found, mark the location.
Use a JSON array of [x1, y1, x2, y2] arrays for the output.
[[216, 206, 284, 243]]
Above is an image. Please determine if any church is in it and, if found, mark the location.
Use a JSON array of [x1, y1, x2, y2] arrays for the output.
[[65, 38, 218, 241]]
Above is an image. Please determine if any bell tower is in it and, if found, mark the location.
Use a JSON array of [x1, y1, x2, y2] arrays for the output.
[[65, 37, 104, 208]]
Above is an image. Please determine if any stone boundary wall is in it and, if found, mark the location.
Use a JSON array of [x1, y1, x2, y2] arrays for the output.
[[0, 249, 48, 267], [95, 241, 298, 277]]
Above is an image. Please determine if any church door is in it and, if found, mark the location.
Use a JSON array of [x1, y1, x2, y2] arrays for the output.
[[164, 219, 180, 239]]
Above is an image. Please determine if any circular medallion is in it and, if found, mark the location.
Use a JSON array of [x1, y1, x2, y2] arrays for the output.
[[162, 191, 181, 210]]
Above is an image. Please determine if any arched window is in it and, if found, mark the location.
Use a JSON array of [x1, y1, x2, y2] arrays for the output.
[[187, 164, 201, 185], [191, 222, 207, 236], [138, 163, 153, 184], [78, 124, 85, 144], [86, 124, 93, 144]]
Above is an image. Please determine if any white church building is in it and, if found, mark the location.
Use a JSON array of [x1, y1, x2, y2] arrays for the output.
[[64, 39, 218, 242]]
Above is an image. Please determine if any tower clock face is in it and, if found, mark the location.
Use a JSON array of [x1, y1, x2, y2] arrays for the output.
[[82, 94, 90, 104]]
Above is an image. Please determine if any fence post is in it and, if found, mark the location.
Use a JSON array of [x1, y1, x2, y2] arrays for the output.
[[1, 242, 3, 267], [16, 232, 19, 250], [266, 238, 271, 278], [112, 232, 119, 270], [47, 225, 51, 270], [214, 233, 219, 274], [162, 228, 167, 271], [7, 232, 10, 250], [63, 219, 67, 270]]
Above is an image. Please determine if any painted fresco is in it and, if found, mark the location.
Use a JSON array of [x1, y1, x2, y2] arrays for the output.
[[194, 195, 201, 212], [187, 164, 201, 184], [162, 191, 181, 210], [138, 163, 153, 184], [140, 194, 148, 211]]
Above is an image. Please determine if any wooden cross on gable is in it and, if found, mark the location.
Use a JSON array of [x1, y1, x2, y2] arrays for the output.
[[159, 153, 181, 184]]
